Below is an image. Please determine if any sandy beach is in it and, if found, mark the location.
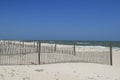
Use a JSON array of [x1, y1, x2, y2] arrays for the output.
[[0, 63, 120, 80], [0, 40, 120, 80]]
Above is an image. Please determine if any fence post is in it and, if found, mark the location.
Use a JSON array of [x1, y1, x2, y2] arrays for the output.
[[73, 42, 76, 56], [38, 41, 41, 64], [54, 42, 56, 52], [110, 43, 112, 66], [22, 41, 24, 47], [34, 41, 35, 48], [20, 41, 21, 54]]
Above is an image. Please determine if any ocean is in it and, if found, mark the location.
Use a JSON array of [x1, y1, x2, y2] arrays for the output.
[[28, 40, 120, 48], [1, 40, 120, 48]]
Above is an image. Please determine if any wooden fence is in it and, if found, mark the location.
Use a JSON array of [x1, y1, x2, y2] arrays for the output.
[[0, 40, 112, 65]]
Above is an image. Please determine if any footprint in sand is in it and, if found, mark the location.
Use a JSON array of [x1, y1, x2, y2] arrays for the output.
[[35, 69, 44, 72], [22, 77, 30, 80]]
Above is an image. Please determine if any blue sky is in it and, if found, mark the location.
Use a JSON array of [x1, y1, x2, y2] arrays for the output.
[[0, 0, 120, 41]]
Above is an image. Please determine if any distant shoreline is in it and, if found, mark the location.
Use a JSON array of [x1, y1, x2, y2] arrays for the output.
[[0, 40, 120, 48]]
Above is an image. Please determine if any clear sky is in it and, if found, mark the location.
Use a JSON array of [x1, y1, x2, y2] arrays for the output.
[[0, 0, 120, 41]]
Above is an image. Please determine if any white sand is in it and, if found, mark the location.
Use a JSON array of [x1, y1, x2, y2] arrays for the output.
[[0, 40, 120, 80], [0, 63, 120, 80]]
